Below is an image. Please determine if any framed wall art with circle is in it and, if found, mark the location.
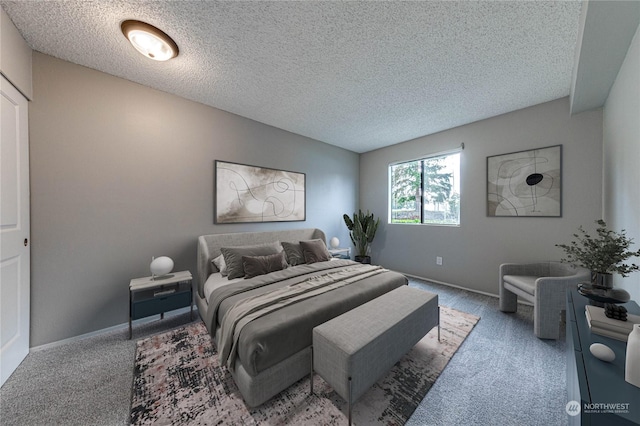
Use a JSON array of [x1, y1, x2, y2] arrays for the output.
[[487, 145, 562, 217]]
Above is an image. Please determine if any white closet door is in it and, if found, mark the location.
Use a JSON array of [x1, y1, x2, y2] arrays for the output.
[[1, 74, 30, 387]]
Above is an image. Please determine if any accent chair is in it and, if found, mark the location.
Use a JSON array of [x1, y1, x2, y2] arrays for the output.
[[499, 262, 591, 339]]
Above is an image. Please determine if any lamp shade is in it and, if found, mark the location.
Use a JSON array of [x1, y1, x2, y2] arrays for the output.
[[150, 256, 174, 277], [330, 237, 340, 248]]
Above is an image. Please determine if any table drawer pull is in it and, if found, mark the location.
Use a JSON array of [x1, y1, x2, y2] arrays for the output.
[[154, 289, 176, 297]]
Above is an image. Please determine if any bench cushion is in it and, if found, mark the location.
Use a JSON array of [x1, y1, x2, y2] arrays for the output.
[[313, 286, 438, 403]]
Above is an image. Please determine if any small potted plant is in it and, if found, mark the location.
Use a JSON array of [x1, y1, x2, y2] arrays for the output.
[[343, 210, 380, 264], [556, 219, 640, 304]]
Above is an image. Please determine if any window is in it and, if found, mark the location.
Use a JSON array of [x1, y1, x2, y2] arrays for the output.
[[390, 151, 461, 225]]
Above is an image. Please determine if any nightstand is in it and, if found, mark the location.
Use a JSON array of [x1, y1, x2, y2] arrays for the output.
[[328, 248, 351, 259], [129, 270, 193, 339]]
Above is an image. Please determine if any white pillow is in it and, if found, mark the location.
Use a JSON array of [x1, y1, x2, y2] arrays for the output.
[[212, 254, 228, 276]]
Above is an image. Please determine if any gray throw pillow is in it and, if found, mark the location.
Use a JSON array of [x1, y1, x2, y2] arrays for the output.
[[220, 241, 283, 279], [300, 239, 332, 264], [281, 241, 305, 266], [242, 252, 288, 279]]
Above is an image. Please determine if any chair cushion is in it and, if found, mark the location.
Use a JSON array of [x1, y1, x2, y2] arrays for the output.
[[503, 275, 538, 296]]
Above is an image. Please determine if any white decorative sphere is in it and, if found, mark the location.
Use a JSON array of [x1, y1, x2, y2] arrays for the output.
[[330, 237, 340, 248], [150, 256, 174, 277], [590, 343, 615, 362]]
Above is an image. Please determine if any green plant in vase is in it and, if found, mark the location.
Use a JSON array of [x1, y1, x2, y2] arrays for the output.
[[343, 210, 379, 264], [556, 219, 640, 304]]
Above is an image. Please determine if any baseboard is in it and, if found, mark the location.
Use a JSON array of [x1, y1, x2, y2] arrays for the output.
[[402, 272, 534, 307], [29, 306, 193, 352]]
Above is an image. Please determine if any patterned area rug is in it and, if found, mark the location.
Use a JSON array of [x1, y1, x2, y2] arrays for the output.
[[131, 305, 479, 425]]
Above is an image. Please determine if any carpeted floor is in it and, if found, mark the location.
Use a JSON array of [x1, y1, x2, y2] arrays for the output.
[[407, 278, 568, 426], [0, 277, 569, 425]]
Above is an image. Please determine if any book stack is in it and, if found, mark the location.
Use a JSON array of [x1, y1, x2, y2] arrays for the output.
[[585, 305, 640, 342]]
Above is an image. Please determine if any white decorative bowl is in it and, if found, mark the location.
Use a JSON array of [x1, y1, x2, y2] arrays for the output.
[[150, 256, 174, 277], [590, 343, 615, 362], [330, 237, 340, 248]]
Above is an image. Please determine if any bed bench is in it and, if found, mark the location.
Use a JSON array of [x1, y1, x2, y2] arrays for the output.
[[310, 286, 439, 425]]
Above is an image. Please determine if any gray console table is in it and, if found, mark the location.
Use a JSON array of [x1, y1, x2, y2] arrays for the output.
[[566, 288, 640, 425]]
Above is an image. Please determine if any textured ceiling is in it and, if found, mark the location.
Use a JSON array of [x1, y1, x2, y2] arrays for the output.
[[1, 1, 582, 153]]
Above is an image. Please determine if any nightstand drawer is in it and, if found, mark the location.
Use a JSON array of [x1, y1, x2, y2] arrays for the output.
[[131, 291, 191, 320], [131, 281, 190, 302]]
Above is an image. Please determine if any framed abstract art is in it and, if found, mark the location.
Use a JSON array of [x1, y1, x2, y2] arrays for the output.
[[214, 160, 306, 223], [487, 145, 562, 217]]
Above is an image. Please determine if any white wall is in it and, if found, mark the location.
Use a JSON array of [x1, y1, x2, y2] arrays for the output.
[[29, 53, 359, 346], [603, 23, 640, 302], [360, 97, 603, 296]]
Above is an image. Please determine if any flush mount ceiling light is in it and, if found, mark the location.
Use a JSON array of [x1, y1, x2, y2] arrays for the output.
[[121, 20, 178, 61]]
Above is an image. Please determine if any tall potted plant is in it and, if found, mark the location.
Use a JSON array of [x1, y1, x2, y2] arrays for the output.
[[343, 210, 380, 264], [556, 219, 640, 303]]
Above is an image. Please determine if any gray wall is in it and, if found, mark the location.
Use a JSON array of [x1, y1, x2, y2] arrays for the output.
[[360, 97, 603, 296], [29, 53, 359, 346], [0, 7, 32, 98], [604, 22, 640, 302]]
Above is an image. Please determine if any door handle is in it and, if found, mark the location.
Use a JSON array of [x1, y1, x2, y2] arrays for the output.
[[24, 238, 28, 246]]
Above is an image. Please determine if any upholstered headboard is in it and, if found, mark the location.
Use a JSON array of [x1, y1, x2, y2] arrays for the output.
[[196, 228, 326, 298]]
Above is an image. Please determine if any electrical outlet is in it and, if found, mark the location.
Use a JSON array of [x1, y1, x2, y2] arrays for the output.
[[436, 256, 443, 266]]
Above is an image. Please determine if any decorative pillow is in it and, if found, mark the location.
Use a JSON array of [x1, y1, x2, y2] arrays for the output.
[[211, 254, 228, 276], [281, 241, 305, 266], [242, 252, 288, 279], [300, 239, 332, 264], [221, 241, 283, 280]]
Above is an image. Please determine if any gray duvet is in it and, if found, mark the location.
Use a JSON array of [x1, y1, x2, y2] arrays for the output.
[[205, 259, 407, 377]]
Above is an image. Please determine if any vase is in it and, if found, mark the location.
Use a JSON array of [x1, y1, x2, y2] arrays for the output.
[[591, 272, 613, 289], [626, 324, 640, 388]]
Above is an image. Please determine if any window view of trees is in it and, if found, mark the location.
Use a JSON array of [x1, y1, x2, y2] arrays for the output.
[[390, 152, 460, 225]]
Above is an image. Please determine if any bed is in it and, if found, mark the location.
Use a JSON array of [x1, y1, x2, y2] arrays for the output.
[[195, 228, 407, 407]]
